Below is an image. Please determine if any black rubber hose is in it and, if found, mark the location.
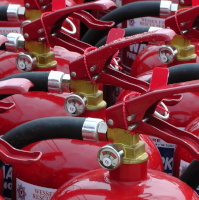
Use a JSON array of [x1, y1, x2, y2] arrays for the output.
[[1, 117, 86, 149], [1, 71, 50, 92], [147, 63, 199, 84], [95, 26, 150, 47], [81, 1, 160, 45], [0, 117, 86, 167], [167, 63, 199, 84], [179, 160, 199, 190], [0, 5, 8, 21]]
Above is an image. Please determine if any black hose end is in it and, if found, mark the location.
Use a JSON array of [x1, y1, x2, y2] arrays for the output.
[[179, 159, 199, 190], [0, 5, 9, 21]]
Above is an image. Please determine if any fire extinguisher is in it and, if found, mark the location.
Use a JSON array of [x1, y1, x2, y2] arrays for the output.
[[8, 118, 162, 199], [118, 63, 199, 174], [0, 29, 176, 198], [0, 68, 160, 198], [0, 116, 160, 199], [172, 116, 199, 194], [51, 70, 199, 200], [0, 75, 161, 197]]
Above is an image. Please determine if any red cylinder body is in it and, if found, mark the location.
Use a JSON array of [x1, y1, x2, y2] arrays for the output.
[[51, 167, 199, 200], [12, 136, 162, 199]]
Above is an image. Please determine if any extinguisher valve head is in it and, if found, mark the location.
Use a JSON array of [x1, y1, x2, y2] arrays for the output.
[[82, 118, 107, 142], [7, 4, 25, 21], [48, 71, 70, 93], [160, 1, 178, 18], [5, 33, 25, 52]]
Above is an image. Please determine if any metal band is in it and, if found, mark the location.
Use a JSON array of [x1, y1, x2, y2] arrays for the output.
[[82, 118, 107, 141], [7, 4, 24, 21], [5, 33, 24, 52], [48, 71, 70, 93], [160, 1, 178, 18]]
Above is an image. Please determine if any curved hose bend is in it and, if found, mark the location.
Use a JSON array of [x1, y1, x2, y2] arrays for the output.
[[167, 63, 199, 84], [1, 71, 50, 92], [1, 117, 86, 149]]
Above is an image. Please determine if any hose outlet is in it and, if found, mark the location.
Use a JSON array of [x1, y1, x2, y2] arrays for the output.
[[82, 118, 107, 141]]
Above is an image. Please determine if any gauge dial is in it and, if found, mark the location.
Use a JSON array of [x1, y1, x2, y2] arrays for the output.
[[65, 93, 87, 116], [158, 45, 178, 64], [16, 52, 36, 72], [98, 144, 124, 170]]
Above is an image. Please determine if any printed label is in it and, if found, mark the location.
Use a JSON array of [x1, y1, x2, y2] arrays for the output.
[[150, 136, 175, 175], [121, 43, 147, 74], [0, 27, 20, 34], [3, 164, 12, 200], [127, 17, 165, 28], [16, 178, 56, 200]]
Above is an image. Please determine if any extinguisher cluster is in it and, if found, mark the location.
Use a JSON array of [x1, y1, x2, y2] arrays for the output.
[[0, 0, 199, 199]]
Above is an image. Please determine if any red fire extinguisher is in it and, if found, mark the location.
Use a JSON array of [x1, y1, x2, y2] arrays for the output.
[[1, 30, 175, 198], [113, 6, 199, 175], [51, 71, 199, 200], [0, 116, 161, 199], [172, 116, 199, 194]]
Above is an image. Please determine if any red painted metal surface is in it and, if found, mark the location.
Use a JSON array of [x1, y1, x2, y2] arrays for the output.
[[173, 117, 199, 178], [0, 78, 33, 95], [51, 168, 199, 200], [12, 136, 163, 199], [0, 46, 75, 78]]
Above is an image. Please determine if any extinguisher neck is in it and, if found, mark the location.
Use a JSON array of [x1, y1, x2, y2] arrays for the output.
[[70, 79, 107, 111], [170, 35, 197, 62], [107, 128, 148, 182], [109, 160, 148, 182]]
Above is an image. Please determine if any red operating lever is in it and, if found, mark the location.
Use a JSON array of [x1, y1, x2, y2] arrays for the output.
[[106, 68, 199, 161], [165, 5, 199, 39], [69, 29, 176, 92]]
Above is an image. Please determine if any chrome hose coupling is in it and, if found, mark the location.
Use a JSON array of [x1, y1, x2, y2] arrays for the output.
[[82, 118, 108, 141], [48, 71, 70, 93], [7, 4, 25, 21], [160, 1, 178, 18], [5, 33, 25, 52]]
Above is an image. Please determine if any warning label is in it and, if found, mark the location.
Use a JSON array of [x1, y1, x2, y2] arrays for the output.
[[127, 17, 165, 28], [16, 178, 56, 200]]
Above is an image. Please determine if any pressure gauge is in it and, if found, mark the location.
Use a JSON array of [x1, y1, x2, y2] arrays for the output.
[[158, 45, 178, 64], [98, 144, 124, 170], [16, 52, 37, 72], [65, 93, 87, 116]]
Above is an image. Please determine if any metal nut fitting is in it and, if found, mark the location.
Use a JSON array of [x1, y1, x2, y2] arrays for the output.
[[82, 118, 108, 141], [7, 4, 25, 21], [160, 1, 178, 18], [48, 71, 70, 93], [5, 33, 25, 52]]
